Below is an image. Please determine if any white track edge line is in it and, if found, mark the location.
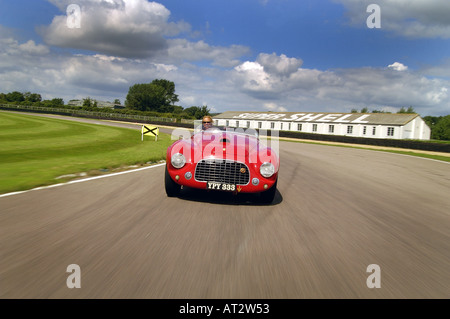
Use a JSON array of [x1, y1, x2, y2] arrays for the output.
[[0, 163, 167, 198]]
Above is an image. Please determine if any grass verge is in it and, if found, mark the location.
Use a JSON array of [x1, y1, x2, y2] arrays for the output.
[[0, 112, 172, 194]]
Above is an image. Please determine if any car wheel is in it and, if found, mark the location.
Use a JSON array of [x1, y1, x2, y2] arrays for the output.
[[165, 165, 181, 197], [258, 179, 277, 204]]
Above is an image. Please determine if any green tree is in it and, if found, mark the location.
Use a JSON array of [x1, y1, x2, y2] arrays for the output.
[[125, 83, 165, 111], [196, 105, 211, 118], [41, 98, 64, 107], [424, 115, 439, 131], [398, 106, 416, 114], [172, 105, 184, 114], [83, 97, 92, 107], [183, 106, 199, 117], [6, 91, 25, 102], [432, 115, 450, 140], [361, 107, 369, 113], [125, 79, 179, 112], [24, 92, 42, 103], [51, 98, 64, 107], [183, 105, 211, 119], [406, 106, 416, 113], [151, 79, 179, 105]]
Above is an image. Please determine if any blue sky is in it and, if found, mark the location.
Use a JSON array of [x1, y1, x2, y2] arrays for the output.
[[1, 0, 450, 116]]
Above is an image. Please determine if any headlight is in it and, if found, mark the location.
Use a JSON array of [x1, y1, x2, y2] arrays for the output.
[[171, 153, 186, 169], [260, 162, 275, 178]]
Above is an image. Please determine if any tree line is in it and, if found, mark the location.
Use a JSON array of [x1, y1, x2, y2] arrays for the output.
[[350, 106, 417, 114], [0, 91, 64, 107], [0, 79, 211, 120]]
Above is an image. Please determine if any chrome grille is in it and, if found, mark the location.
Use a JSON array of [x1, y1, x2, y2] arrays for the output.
[[195, 160, 250, 185]]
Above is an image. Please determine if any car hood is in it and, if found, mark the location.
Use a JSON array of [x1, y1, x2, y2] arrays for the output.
[[192, 131, 259, 151], [169, 130, 277, 165]]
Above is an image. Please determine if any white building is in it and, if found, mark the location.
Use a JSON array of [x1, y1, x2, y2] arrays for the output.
[[214, 111, 431, 140]]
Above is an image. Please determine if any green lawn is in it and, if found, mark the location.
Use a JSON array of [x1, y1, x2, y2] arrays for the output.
[[0, 112, 172, 194]]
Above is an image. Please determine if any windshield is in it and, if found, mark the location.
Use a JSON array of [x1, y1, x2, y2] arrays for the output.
[[193, 119, 259, 138]]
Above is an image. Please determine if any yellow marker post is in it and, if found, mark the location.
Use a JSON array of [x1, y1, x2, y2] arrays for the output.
[[141, 125, 159, 141]]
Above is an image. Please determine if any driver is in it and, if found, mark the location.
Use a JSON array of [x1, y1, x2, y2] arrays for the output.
[[201, 115, 214, 130]]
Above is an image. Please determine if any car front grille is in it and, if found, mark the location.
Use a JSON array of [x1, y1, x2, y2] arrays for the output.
[[195, 159, 250, 185]]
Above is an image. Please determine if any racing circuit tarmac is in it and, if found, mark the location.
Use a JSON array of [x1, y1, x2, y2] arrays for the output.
[[1, 114, 449, 298]]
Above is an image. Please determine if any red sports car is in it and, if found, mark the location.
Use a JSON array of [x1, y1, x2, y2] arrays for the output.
[[165, 126, 279, 203]]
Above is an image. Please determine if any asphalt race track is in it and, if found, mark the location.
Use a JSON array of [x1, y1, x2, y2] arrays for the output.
[[1, 114, 449, 298]]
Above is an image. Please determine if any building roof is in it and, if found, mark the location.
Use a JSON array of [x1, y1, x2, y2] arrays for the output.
[[215, 111, 420, 126]]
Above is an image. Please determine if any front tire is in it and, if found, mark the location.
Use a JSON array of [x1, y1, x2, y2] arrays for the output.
[[165, 166, 181, 197], [258, 179, 277, 204]]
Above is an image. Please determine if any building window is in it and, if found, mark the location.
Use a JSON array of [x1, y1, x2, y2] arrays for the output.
[[329, 125, 334, 133], [347, 126, 353, 134], [297, 124, 302, 131], [288, 123, 291, 131], [387, 127, 395, 136], [236, 121, 240, 128], [258, 122, 262, 129], [372, 127, 376, 135], [312, 124, 318, 132], [271, 122, 275, 129], [363, 126, 367, 135], [247, 121, 250, 128], [226, 120, 229, 127]]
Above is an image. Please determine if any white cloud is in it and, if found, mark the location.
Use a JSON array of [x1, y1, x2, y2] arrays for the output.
[[426, 86, 448, 104], [166, 39, 250, 67], [336, 0, 450, 38], [388, 62, 408, 71], [0, 38, 50, 56], [39, 0, 190, 58], [263, 102, 287, 112], [257, 53, 303, 77], [234, 61, 275, 98], [39, 0, 248, 68], [1, 32, 449, 116], [312, 67, 450, 112], [419, 58, 450, 79], [232, 53, 303, 99], [230, 53, 450, 115], [0, 34, 182, 101], [18, 40, 50, 55]]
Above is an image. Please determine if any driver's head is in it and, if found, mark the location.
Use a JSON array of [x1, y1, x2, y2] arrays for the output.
[[202, 116, 213, 129]]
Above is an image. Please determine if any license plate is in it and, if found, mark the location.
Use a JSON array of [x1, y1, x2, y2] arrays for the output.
[[206, 182, 236, 192]]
